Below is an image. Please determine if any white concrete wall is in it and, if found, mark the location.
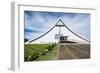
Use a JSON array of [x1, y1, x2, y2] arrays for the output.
[[26, 26, 89, 44], [29, 27, 59, 44]]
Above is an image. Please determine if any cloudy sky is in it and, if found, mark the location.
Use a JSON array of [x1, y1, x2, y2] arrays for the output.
[[24, 11, 90, 41]]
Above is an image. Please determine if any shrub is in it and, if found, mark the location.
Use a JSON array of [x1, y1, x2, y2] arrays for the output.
[[24, 56, 28, 61], [29, 52, 40, 61], [42, 52, 47, 55], [47, 44, 56, 51]]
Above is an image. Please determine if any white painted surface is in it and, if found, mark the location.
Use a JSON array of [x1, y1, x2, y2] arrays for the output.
[[28, 25, 89, 44]]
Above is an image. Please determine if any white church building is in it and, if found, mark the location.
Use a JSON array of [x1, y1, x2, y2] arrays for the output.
[[25, 19, 90, 44]]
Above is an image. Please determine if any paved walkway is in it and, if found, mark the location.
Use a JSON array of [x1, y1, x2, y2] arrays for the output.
[[58, 44, 90, 60]]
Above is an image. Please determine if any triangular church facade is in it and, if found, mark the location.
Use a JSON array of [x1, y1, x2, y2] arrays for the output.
[[25, 19, 90, 44]]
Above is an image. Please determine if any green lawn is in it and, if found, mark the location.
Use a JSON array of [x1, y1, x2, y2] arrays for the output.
[[24, 43, 58, 61]]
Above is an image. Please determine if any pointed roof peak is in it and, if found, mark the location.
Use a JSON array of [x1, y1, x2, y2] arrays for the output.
[[55, 19, 65, 27], [58, 19, 63, 22]]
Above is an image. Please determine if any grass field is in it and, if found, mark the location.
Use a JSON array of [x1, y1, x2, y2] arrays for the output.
[[24, 43, 58, 61]]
